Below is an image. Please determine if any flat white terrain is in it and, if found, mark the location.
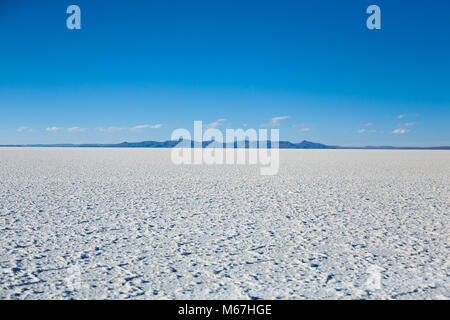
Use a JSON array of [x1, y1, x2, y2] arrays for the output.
[[0, 148, 448, 299]]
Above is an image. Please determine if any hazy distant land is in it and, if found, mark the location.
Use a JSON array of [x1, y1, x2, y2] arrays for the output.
[[1, 140, 449, 150]]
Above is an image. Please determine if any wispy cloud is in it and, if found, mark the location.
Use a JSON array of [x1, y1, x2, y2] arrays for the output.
[[393, 128, 409, 134], [262, 116, 289, 127], [46, 127, 63, 132], [130, 124, 150, 131], [17, 126, 32, 133], [397, 113, 418, 119], [270, 116, 289, 126], [67, 126, 86, 132], [96, 126, 124, 133], [392, 121, 415, 134], [357, 122, 376, 134], [292, 123, 311, 132], [204, 118, 227, 129], [96, 124, 162, 132]]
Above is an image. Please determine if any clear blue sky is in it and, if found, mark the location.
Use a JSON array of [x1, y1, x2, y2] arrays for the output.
[[0, 0, 449, 146]]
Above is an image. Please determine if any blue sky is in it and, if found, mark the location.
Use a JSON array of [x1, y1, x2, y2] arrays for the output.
[[0, 0, 449, 146]]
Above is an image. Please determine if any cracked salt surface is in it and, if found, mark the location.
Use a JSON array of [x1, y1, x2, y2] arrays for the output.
[[0, 148, 449, 299]]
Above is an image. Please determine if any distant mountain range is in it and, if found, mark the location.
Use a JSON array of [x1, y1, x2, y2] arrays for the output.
[[1, 140, 449, 150]]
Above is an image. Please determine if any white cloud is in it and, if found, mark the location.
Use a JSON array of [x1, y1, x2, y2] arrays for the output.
[[397, 113, 418, 119], [67, 126, 86, 132], [403, 122, 415, 127], [357, 122, 377, 134], [393, 128, 409, 134], [96, 126, 123, 132], [205, 118, 227, 129], [17, 126, 32, 133], [130, 124, 150, 131], [46, 127, 63, 132], [262, 116, 289, 127], [270, 116, 289, 126], [96, 124, 161, 132], [292, 123, 311, 132]]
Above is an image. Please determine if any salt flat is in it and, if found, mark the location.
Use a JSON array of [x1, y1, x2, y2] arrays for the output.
[[0, 148, 448, 299]]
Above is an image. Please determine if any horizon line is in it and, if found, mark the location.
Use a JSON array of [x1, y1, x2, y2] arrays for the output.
[[1, 139, 449, 150]]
